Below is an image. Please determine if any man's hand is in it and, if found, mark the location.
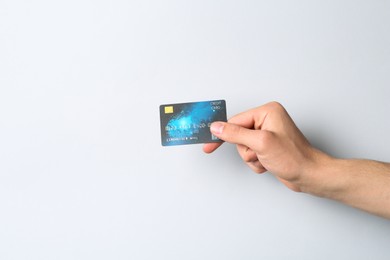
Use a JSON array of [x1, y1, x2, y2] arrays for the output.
[[203, 101, 324, 192], [203, 102, 390, 219]]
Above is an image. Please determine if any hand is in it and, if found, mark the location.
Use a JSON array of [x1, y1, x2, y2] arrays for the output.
[[203, 102, 323, 192], [204, 101, 390, 218]]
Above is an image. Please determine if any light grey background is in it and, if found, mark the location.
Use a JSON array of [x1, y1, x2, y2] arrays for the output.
[[1, 0, 389, 259]]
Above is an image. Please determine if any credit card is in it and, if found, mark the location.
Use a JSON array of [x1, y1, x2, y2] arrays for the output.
[[160, 100, 227, 146]]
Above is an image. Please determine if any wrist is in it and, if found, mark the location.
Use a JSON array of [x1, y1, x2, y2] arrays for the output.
[[299, 150, 346, 198]]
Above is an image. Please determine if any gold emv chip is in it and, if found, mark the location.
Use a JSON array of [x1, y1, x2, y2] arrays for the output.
[[164, 106, 174, 114]]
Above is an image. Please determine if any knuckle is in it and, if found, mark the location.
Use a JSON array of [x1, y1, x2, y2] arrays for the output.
[[247, 161, 266, 174], [242, 151, 256, 163], [228, 124, 245, 140], [266, 101, 286, 113], [257, 131, 273, 151], [253, 168, 266, 174]]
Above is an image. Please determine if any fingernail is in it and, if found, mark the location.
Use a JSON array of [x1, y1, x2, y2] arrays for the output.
[[210, 122, 224, 135]]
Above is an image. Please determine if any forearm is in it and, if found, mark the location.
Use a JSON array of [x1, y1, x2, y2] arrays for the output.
[[302, 152, 390, 219]]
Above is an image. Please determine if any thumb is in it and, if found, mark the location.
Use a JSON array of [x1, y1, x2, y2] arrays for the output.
[[210, 122, 261, 149]]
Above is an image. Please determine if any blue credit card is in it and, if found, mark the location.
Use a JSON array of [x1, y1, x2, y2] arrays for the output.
[[159, 100, 227, 146]]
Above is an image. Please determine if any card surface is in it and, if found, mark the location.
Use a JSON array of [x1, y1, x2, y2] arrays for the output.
[[160, 100, 227, 146]]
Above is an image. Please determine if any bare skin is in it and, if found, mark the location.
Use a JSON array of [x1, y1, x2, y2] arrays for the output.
[[203, 102, 390, 219]]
